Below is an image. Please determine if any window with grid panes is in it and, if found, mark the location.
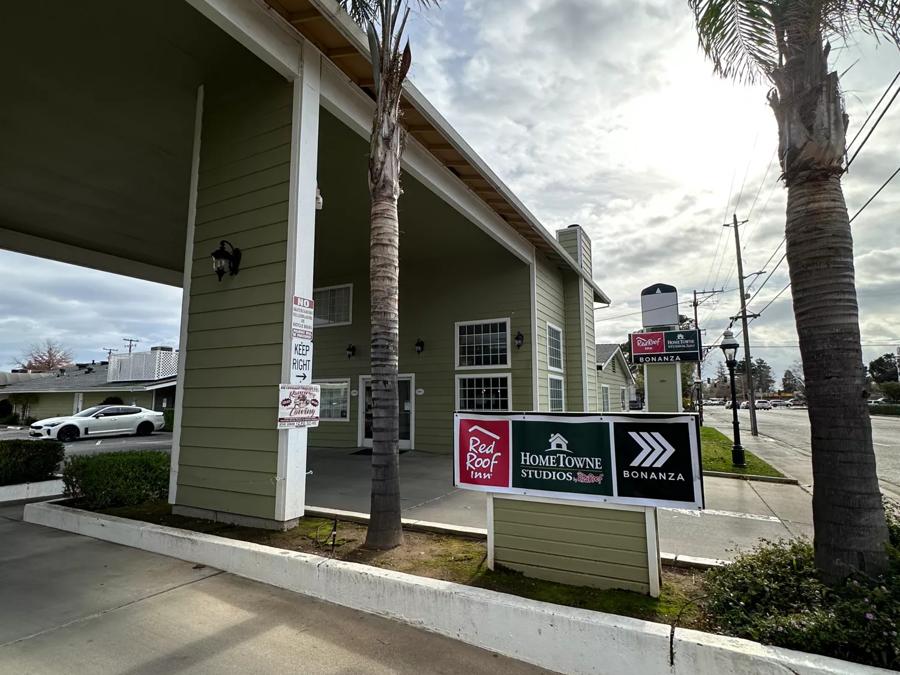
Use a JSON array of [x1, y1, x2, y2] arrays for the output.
[[601, 385, 610, 412], [317, 381, 350, 420], [549, 376, 564, 412], [457, 375, 510, 411], [313, 285, 352, 326], [457, 320, 509, 367], [620, 387, 627, 411], [547, 324, 563, 370]]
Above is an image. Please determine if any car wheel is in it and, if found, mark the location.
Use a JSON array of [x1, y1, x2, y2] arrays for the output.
[[136, 421, 154, 436], [57, 425, 79, 443]]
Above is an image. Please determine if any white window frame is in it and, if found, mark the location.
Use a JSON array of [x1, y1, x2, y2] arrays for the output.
[[313, 283, 353, 328], [620, 386, 627, 411], [455, 373, 512, 411], [548, 374, 565, 412], [546, 321, 564, 373], [454, 318, 511, 370], [601, 384, 611, 412], [313, 378, 351, 422]]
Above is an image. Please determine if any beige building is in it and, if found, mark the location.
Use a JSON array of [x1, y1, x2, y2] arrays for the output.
[[595, 344, 636, 412]]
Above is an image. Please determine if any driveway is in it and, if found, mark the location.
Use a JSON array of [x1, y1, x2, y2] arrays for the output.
[[0, 427, 171, 457], [0, 502, 546, 675]]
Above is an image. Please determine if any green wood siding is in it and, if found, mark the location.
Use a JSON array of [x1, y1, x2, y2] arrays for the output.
[[24, 393, 74, 420], [307, 109, 532, 452], [493, 497, 651, 594], [176, 72, 292, 520], [534, 253, 565, 411], [563, 275, 584, 411], [584, 281, 598, 411]]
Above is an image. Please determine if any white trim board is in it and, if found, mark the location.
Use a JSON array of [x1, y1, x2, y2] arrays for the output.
[[169, 85, 203, 505]]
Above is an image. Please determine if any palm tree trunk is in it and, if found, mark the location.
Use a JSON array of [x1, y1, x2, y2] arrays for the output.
[[785, 177, 889, 580], [770, 24, 889, 581], [366, 193, 403, 549]]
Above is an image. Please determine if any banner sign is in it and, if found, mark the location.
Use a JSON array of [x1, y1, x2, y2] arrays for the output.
[[454, 412, 703, 509], [277, 384, 320, 429], [630, 329, 702, 364]]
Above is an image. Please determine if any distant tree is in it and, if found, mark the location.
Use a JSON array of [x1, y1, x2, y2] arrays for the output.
[[752, 358, 774, 394], [868, 353, 899, 384], [789, 360, 807, 398], [15, 339, 73, 372], [782, 368, 801, 394]]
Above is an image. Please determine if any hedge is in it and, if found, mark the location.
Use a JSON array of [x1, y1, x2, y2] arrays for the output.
[[870, 404, 900, 416], [63, 451, 169, 508], [163, 408, 174, 432], [0, 439, 65, 486]]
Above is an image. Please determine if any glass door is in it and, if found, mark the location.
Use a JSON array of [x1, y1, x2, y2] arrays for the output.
[[360, 376, 412, 449]]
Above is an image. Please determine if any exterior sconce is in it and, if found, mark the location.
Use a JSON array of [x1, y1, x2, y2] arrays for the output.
[[515, 331, 525, 349], [316, 186, 324, 210], [346, 344, 356, 359], [211, 240, 241, 281], [415, 338, 425, 354]]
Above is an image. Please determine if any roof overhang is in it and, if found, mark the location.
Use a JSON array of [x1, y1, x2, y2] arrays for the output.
[[258, 0, 610, 304]]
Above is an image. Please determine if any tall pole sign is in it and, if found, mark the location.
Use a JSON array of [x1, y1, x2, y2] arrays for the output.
[[637, 283, 683, 413]]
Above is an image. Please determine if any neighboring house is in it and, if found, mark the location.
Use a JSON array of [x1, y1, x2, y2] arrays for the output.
[[595, 344, 636, 412], [0, 348, 177, 420]]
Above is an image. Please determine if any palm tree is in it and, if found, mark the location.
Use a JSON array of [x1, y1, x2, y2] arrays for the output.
[[338, 0, 437, 549], [689, 0, 899, 581]]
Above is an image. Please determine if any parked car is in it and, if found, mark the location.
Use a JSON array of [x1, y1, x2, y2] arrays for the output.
[[755, 399, 773, 410], [740, 401, 750, 409], [29, 405, 165, 442], [770, 399, 789, 408], [786, 398, 806, 408], [725, 400, 734, 409]]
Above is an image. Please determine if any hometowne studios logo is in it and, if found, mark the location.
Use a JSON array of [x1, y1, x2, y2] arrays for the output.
[[519, 433, 604, 484], [622, 431, 685, 482]]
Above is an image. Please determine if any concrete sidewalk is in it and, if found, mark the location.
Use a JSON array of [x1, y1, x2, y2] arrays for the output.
[[306, 447, 814, 561], [0, 502, 546, 674]]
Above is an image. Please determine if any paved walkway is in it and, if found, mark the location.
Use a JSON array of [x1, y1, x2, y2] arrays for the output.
[[307, 447, 814, 561], [0, 502, 546, 675]]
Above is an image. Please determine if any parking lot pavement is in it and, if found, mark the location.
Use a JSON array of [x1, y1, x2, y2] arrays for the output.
[[0, 504, 547, 675], [0, 427, 171, 456]]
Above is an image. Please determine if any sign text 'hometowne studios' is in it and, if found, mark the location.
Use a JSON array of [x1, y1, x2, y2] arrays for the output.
[[454, 413, 703, 510], [629, 328, 702, 364]]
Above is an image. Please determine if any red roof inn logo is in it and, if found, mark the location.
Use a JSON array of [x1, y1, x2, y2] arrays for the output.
[[632, 332, 664, 354], [457, 419, 511, 488]]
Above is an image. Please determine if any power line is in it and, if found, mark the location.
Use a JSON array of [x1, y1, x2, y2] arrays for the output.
[[849, 163, 900, 223], [847, 68, 900, 153], [846, 75, 900, 170]]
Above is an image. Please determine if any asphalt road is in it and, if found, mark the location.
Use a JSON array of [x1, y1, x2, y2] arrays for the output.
[[0, 427, 172, 457], [704, 407, 900, 497]]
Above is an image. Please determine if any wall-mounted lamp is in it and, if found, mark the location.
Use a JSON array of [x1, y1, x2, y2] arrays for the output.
[[316, 186, 324, 211], [211, 240, 241, 281], [415, 338, 425, 354], [515, 331, 525, 349], [346, 344, 356, 359]]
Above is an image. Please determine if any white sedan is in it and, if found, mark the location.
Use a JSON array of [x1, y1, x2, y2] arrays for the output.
[[29, 405, 165, 442]]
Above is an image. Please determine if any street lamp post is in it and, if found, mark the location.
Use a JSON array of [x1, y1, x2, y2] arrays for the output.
[[720, 330, 746, 467]]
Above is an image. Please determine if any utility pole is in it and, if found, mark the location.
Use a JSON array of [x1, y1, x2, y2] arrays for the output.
[[725, 214, 759, 436], [123, 338, 140, 354], [692, 288, 723, 426], [101, 347, 118, 361]]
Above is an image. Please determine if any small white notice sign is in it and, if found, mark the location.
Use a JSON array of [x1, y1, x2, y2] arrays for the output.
[[277, 384, 320, 429], [290, 296, 314, 385], [292, 296, 314, 339]]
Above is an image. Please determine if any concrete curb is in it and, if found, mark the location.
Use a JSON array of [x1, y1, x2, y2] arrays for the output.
[[307, 505, 726, 569], [0, 478, 64, 504], [703, 470, 799, 485], [23, 501, 887, 675]]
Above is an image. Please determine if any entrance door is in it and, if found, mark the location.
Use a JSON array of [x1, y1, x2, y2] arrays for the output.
[[359, 375, 413, 449]]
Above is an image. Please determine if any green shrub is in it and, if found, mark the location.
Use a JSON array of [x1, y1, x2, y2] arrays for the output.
[[870, 404, 900, 416], [163, 408, 174, 432], [0, 412, 20, 426], [704, 536, 900, 669], [62, 451, 169, 508], [0, 439, 65, 486]]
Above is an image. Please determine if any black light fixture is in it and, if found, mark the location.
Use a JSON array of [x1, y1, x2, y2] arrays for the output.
[[211, 240, 241, 281], [346, 344, 356, 359], [719, 330, 746, 467], [415, 338, 425, 354], [514, 331, 525, 350]]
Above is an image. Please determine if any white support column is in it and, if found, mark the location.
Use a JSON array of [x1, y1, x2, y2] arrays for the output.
[[275, 43, 321, 522], [169, 85, 203, 505]]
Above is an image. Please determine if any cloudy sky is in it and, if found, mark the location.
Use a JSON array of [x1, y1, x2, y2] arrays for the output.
[[2, 0, 899, 383]]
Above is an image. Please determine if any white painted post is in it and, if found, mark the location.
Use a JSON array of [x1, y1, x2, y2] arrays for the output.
[[275, 43, 321, 522]]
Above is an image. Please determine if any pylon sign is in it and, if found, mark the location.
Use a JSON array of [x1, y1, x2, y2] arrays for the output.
[[630, 328, 702, 364], [454, 412, 703, 510], [641, 283, 679, 328]]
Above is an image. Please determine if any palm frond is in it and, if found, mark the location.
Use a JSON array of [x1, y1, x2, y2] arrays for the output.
[[821, 0, 900, 46], [689, 0, 780, 82]]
